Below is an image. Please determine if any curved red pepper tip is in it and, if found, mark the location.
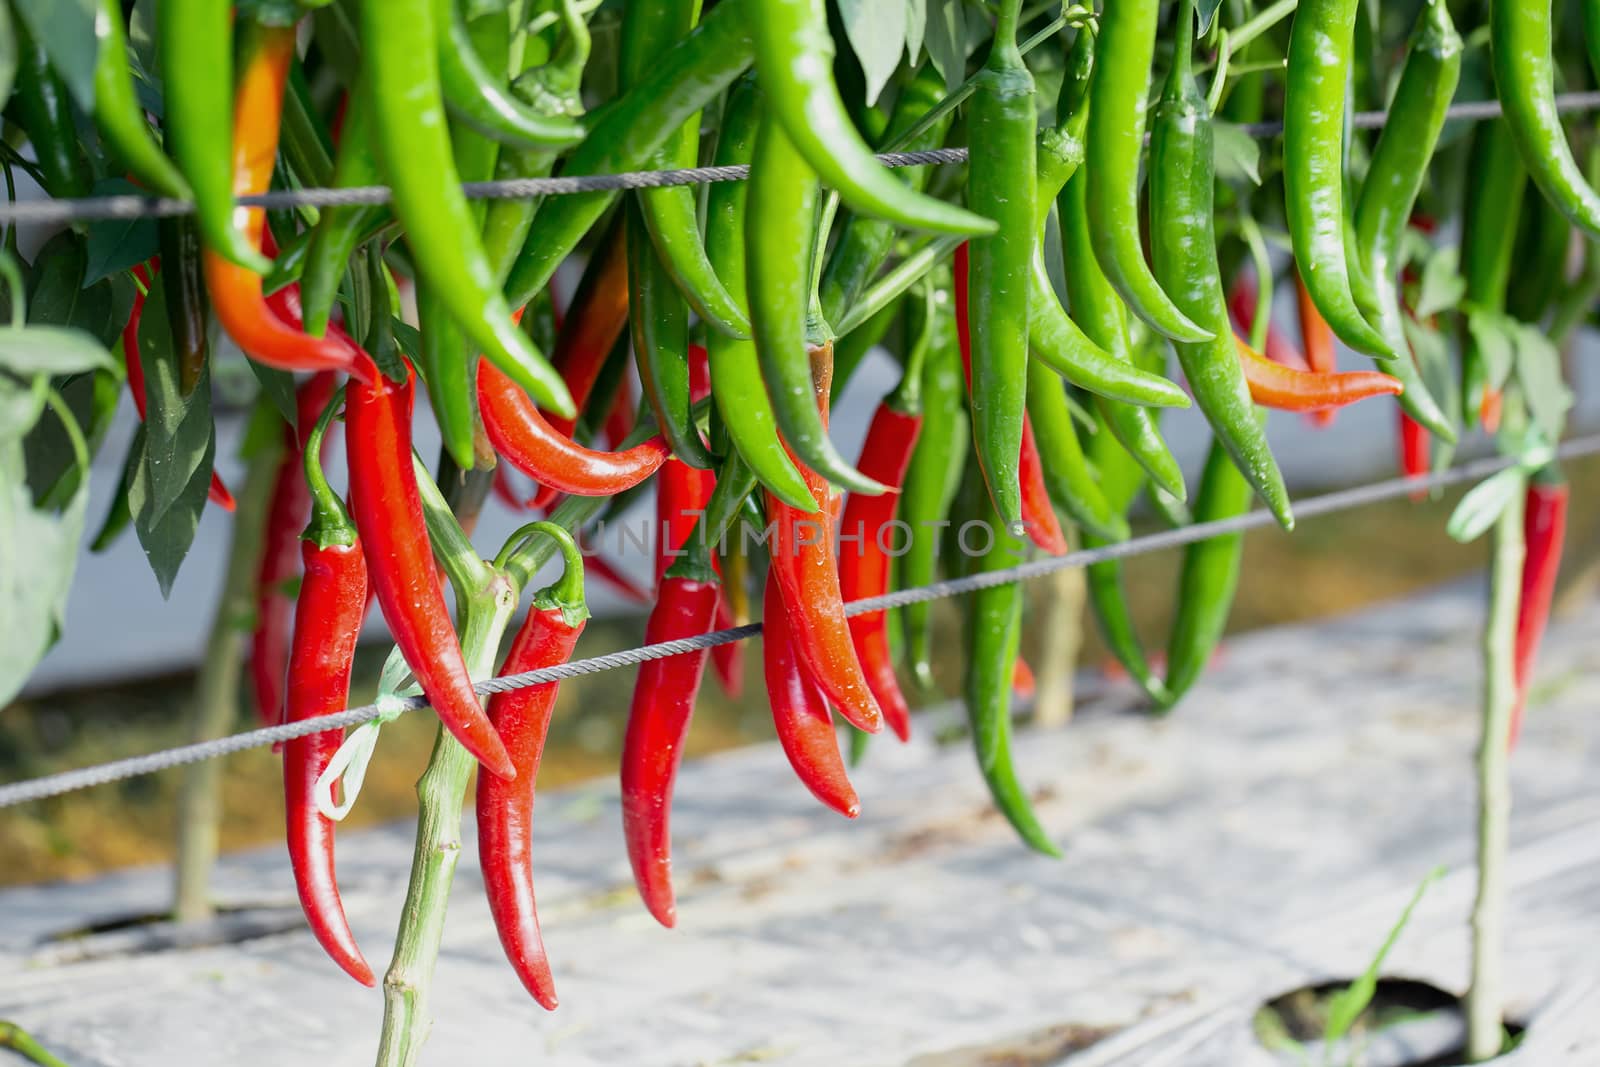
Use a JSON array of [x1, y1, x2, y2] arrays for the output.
[[207, 472, 237, 511]]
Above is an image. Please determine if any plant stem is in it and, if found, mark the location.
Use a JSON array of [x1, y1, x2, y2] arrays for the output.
[[1032, 566, 1084, 727], [172, 443, 282, 924], [0, 1020, 72, 1067], [375, 576, 517, 1067], [1466, 476, 1525, 1061]]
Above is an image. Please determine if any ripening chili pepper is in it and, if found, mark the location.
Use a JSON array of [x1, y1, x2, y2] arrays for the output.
[[7, 20, 91, 199], [898, 294, 967, 692], [1293, 272, 1337, 428], [767, 345, 885, 734], [619, 1, 748, 339], [156, 0, 268, 273], [750, 0, 992, 237], [1057, 167, 1186, 502], [201, 21, 368, 382], [92, 0, 189, 200], [542, 223, 630, 443], [283, 392, 375, 988], [345, 361, 516, 779], [251, 372, 340, 728], [433, 0, 584, 150], [837, 308, 932, 743], [123, 265, 235, 510], [962, 469, 1061, 857], [764, 573, 860, 817], [504, 0, 758, 311], [1149, 5, 1293, 530], [477, 522, 589, 1011], [1085, 0, 1209, 343], [1012, 657, 1036, 701], [603, 386, 635, 451], [1159, 437, 1253, 708], [1353, 0, 1462, 442], [1236, 336, 1403, 412], [155, 220, 212, 399], [747, 113, 885, 496], [1228, 275, 1310, 372], [706, 76, 815, 510], [1284, 0, 1392, 357], [479, 359, 670, 499], [1400, 410, 1430, 498], [1026, 360, 1127, 543], [819, 64, 952, 326], [361, 0, 572, 418], [1491, 0, 1600, 237], [1509, 471, 1568, 748], [621, 524, 722, 927]]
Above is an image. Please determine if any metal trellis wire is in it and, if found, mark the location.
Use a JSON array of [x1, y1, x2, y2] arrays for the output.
[[3, 433, 1600, 810], [5, 93, 1600, 227]]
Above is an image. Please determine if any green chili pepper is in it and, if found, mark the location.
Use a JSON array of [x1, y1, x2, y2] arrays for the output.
[[92, 0, 190, 200], [961, 462, 1061, 858], [750, 0, 993, 237], [818, 64, 951, 325], [298, 94, 388, 337], [1025, 359, 1127, 542], [1284, 0, 1393, 357], [362, 0, 571, 414], [1506, 188, 1571, 325], [629, 202, 712, 468], [1059, 168, 1186, 502], [432, 0, 585, 150], [1158, 437, 1252, 708], [705, 74, 813, 509], [899, 299, 967, 692], [1085, 0, 1209, 343], [1352, 0, 1461, 442], [963, 0, 1036, 526], [7, 19, 92, 199], [1458, 118, 1526, 431], [747, 113, 883, 496], [503, 0, 757, 312], [1150, 3, 1291, 530], [620, 0, 749, 339], [157, 0, 268, 273], [1491, 0, 1600, 238]]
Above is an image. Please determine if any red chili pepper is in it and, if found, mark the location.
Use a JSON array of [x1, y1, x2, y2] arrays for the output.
[[838, 396, 921, 743], [1479, 387, 1504, 434], [345, 362, 515, 779], [1510, 476, 1568, 749], [620, 573, 720, 927], [124, 263, 235, 509], [953, 247, 1064, 555], [763, 573, 859, 817], [546, 227, 629, 439], [1400, 410, 1430, 501], [765, 343, 884, 735], [199, 22, 367, 381], [283, 390, 374, 987], [655, 457, 716, 589], [1227, 274, 1311, 371], [251, 372, 340, 727], [479, 359, 670, 499], [603, 382, 636, 450], [1012, 656, 1036, 701], [1234, 336, 1403, 412], [477, 524, 589, 1011], [1293, 269, 1338, 428]]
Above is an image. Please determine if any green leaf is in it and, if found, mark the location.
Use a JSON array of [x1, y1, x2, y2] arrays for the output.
[[0, 418, 90, 706], [136, 275, 215, 524], [1514, 325, 1572, 443], [1213, 121, 1262, 186], [904, 0, 927, 64], [11, 0, 100, 112], [89, 434, 138, 553], [838, 0, 905, 107], [25, 371, 103, 509], [84, 181, 160, 287], [247, 359, 299, 428], [1323, 867, 1444, 1051], [128, 423, 212, 597], [26, 231, 134, 349], [1197, 0, 1225, 36], [391, 318, 423, 362], [924, 0, 975, 93], [1466, 308, 1516, 391], [1448, 467, 1523, 544], [0, 325, 115, 376], [1412, 245, 1466, 320], [0, 3, 18, 105]]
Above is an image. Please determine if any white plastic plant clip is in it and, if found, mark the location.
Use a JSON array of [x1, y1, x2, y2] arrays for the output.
[[314, 644, 419, 821]]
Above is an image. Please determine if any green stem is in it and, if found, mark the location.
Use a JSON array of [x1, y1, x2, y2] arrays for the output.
[[375, 576, 518, 1067], [1196, 0, 1297, 74], [172, 440, 282, 924], [835, 234, 964, 338], [1239, 214, 1274, 353], [1466, 475, 1525, 1061], [411, 452, 494, 594], [0, 1021, 72, 1067]]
